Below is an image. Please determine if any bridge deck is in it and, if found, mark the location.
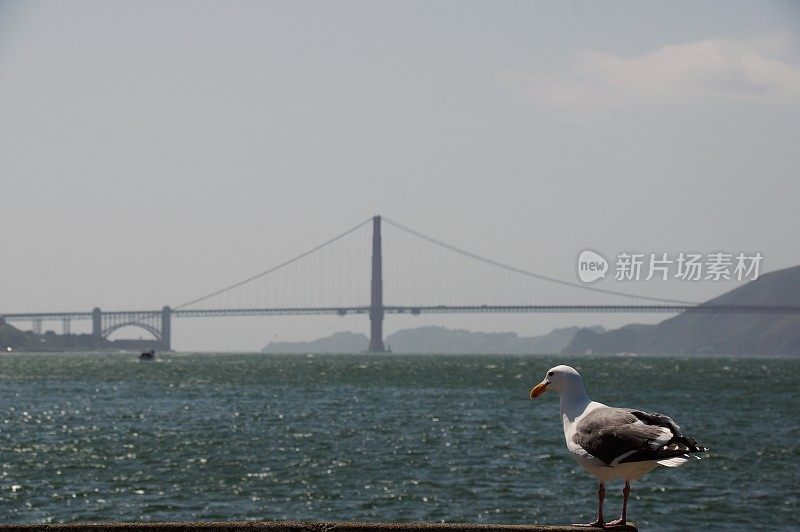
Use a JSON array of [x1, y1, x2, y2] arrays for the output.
[[4, 304, 798, 322]]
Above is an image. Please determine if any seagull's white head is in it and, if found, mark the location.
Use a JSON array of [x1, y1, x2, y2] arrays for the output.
[[529, 365, 585, 398]]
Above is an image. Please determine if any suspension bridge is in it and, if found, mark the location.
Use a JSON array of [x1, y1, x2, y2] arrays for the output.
[[2, 216, 797, 351]]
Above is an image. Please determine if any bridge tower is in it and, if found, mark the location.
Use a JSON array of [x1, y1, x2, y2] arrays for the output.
[[368, 215, 385, 352], [92, 307, 102, 338], [161, 306, 172, 351]]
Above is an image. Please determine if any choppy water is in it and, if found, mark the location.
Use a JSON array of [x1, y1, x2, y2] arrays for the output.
[[0, 353, 797, 530]]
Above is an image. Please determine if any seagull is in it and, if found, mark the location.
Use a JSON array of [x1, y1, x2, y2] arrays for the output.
[[530, 365, 707, 528]]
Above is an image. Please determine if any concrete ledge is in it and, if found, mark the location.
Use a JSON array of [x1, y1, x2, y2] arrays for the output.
[[0, 521, 637, 532]]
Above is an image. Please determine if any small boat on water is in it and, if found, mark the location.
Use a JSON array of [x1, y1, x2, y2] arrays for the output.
[[139, 349, 155, 360]]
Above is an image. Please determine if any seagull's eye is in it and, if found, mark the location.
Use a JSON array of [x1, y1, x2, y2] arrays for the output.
[[547, 371, 554, 377]]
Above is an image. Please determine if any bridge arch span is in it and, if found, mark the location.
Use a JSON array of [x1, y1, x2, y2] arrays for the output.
[[102, 322, 162, 341]]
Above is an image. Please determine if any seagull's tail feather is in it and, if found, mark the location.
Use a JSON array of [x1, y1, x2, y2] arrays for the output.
[[627, 436, 709, 466], [656, 456, 689, 467], [677, 435, 709, 454], [656, 436, 708, 455]]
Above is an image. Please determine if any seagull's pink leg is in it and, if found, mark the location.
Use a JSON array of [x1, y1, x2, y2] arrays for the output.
[[573, 481, 605, 527], [605, 480, 631, 528]]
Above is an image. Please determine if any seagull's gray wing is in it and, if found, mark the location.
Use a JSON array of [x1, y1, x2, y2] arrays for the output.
[[572, 407, 707, 466]]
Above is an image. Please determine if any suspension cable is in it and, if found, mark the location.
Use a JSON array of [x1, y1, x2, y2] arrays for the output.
[[174, 217, 373, 309], [382, 217, 698, 305]]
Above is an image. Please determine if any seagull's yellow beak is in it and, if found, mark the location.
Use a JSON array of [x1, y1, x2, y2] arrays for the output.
[[529, 381, 548, 399]]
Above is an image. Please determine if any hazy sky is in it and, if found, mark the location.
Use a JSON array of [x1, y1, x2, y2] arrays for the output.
[[1, 1, 799, 351]]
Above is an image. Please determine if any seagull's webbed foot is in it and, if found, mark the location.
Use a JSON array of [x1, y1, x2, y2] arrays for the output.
[[571, 520, 605, 528], [574, 481, 607, 527], [604, 479, 631, 528]]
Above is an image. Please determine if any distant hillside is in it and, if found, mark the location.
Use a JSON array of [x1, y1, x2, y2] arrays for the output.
[[384, 325, 599, 354], [565, 265, 800, 356], [0, 320, 112, 351], [262, 331, 368, 353], [261, 325, 603, 354]]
